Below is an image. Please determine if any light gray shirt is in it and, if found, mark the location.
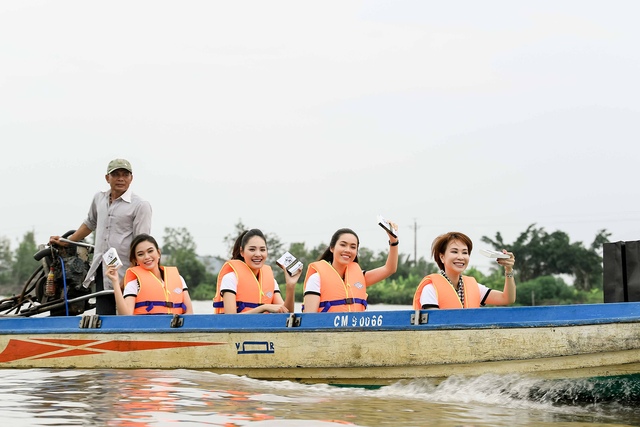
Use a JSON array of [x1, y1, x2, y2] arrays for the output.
[[83, 187, 152, 288]]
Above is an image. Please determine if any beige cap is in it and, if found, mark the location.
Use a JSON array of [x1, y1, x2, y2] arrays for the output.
[[107, 158, 133, 174]]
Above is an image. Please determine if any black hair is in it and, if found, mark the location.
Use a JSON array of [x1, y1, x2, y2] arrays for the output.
[[129, 234, 161, 266], [317, 228, 359, 264], [232, 229, 268, 261]]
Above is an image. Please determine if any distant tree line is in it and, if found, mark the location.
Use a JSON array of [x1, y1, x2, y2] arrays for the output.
[[0, 223, 609, 306], [0, 230, 40, 295]]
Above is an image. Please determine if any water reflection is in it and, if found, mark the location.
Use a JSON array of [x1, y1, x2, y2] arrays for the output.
[[0, 369, 638, 427]]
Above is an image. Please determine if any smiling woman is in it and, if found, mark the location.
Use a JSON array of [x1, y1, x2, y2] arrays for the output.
[[212, 229, 302, 314], [302, 223, 399, 313], [106, 233, 194, 315], [412, 231, 516, 311]]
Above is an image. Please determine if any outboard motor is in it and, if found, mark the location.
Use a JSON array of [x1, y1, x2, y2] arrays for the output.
[[32, 231, 93, 316]]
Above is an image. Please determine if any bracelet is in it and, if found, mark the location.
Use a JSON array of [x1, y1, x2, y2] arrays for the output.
[[389, 240, 399, 246], [506, 271, 514, 278]]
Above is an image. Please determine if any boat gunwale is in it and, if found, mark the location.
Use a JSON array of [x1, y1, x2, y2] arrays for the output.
[[1, 302, 640, 334]]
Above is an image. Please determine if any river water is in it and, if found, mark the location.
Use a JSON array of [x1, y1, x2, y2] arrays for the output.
[[1, 368, 639, 426], [0, 302, 639, 426]]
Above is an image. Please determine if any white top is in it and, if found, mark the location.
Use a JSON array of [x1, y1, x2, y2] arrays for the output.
[[219, 272, 281, 295], [123, 275, 188, 297], [419, 282, 491, 307], [304, 272, 322, 294]]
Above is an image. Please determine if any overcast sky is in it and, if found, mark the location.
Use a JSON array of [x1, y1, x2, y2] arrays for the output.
[[2, 1, 639, 274]]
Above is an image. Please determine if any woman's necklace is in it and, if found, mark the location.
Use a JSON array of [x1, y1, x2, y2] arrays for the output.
[[440, 270, 465, 306]]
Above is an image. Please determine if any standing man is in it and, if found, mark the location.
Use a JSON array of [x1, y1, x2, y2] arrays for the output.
[[50, 158, 152, 315]]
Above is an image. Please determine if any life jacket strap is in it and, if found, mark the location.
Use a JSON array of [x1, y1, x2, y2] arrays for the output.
[[237, 301, 261, 312], [212, 300, 262, 312], [318, 298, 367, 313], [134, 300, 186, 313]]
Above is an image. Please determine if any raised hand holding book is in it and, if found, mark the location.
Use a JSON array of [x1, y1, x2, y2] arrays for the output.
[[377, 214, 398, 238], [479, 248, 510, 259], [102, 247, 123, 268], [276, 251, 304, 276]]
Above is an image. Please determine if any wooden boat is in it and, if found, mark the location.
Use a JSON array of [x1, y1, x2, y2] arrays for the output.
[[1, 301, 640, 387]]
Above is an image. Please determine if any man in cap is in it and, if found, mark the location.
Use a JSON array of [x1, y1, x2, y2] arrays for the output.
[[50, 158, 152, 315]]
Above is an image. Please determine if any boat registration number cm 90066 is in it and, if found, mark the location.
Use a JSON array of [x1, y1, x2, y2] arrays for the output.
[[333, 314, 383, 328]]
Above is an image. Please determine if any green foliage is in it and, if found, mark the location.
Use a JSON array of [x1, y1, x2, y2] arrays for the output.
[[0, 222, 613, 307], [582, 288, 605, 304], [463, 267, 488, 284], [397, 254, 437, 281], [481, 224, 609, 291], [163, 226, 197, 254], [0, 236, 12, 285], [190, 281, 216, 302], [222, 219, 247, 258], [12, 231, 39, 288], [514, 275, 604, 306], [366, 273, 423, 305], [515, 275, 574, 305], [172, 251, 207, 289], [360, 253, 438, 305], [162, 227, 207, 290]]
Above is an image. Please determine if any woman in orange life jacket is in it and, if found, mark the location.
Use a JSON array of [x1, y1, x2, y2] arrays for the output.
[[413, 231, 516, 310], [302, 222, 399, 313], [213, 229, 302, 314], [105, 233, 194, 315]]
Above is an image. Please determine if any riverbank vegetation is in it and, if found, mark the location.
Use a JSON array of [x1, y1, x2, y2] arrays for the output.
[[0, 223, 608, 305]]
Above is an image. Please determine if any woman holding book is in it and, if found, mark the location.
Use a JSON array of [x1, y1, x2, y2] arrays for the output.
[[413, 231, 516, 310], [302, 220, 399, 313], [213, 229, 301, 314], [105, 233, 194, 315]]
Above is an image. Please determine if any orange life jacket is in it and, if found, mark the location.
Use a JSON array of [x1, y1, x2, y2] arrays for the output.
[[212, 260, 276, 313], [412, 273, 481, 309], [304, 260, 368, 312], [125, 265, 187, 315]]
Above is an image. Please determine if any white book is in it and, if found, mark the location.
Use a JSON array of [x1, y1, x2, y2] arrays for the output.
[[479, 249, 510, 259], [102, 247, 123, 268], [377, 214, 398, 238], [276, 251, 303, 276]]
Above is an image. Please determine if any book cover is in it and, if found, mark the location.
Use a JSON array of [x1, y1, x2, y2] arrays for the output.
[[102, 247, 123, 268], [377, 214, 398, 238], [276, 251, 303, 276]]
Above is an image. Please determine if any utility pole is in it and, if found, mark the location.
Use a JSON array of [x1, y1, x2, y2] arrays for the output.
[[532, 290, 535, 306], [409, 219, 420, 266]]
